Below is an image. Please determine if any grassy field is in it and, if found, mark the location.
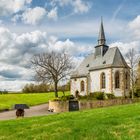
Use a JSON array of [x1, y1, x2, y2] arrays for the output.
[[0, 103, 140, 140], [0, 91, 69, 110]]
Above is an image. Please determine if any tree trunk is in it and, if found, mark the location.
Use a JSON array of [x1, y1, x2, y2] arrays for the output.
[[131, 71, 134, 99], [63, 90, 65, 96], [54, 82, 58, 98]]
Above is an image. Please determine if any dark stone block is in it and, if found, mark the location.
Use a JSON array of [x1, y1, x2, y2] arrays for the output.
[[69, 101, 79, 111]]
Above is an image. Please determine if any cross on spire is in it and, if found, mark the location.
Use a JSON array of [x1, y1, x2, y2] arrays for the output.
[[98, 17, 106, 45]]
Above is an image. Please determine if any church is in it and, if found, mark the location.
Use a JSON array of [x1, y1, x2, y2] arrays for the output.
[[70, 20, 130, 97]]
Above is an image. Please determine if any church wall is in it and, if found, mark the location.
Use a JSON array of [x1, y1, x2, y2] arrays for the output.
[[89, 67, 130, 97], [112, 68, 130, 97], [70, 77, 87, 96], [90, 69, 111, 93]]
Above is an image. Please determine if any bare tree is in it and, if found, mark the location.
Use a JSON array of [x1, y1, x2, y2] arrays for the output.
[[136, 61, 140, 89], [31, 51, 73, 97], [126, 48, 139, 99]]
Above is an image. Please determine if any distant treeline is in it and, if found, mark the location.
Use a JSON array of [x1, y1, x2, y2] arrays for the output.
[[0, 90, 8, 94], [22, 82, 70, 93]]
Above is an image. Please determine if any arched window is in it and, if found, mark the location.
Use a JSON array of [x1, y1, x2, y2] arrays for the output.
[[81, 81, 85, 91], [101, 72, 106, 89], [115, 71, 120, 88], [125, 72, 128, 89]]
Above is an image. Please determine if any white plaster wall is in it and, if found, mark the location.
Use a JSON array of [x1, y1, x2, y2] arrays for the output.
[[90, 69, 111, 93], [112, 68, 130, 97], [71, 77, 87, 96], [71, 68, 130, 97]]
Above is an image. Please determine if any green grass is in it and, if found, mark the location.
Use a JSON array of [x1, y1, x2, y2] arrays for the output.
[[0, 103, 140, 140], [0, 91, 70, 110]]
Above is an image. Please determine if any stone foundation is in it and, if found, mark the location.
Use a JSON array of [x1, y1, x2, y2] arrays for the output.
[[49, 98, 140, 113], [79, 98, 137, 110], [49, 100, 69, 112]]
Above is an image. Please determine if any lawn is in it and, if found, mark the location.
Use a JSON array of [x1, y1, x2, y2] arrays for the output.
[[0, 91, 70, 110], [0, 103, 140, 140]]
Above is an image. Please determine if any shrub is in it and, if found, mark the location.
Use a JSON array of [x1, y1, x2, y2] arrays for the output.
[[52, 97, 61, 101], [77, 95, 88, 100], [60, 96, 68, 101], [89, 92, 95, 97], [66, 95, 75, 100], [52, 95, 75, 101], [61, 95, 75, 101], [106, 93, 116, 99], [91, 92, 105, 100]]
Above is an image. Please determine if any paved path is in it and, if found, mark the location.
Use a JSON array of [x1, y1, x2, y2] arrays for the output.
[[0, 103, 54, 121]]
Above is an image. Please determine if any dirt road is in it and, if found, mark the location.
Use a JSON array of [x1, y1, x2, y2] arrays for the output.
[[0, 103, 54, 121]]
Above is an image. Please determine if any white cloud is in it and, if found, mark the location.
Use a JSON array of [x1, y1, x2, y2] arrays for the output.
[[0, 27, 48, 68], [110, 41, 140, 55], [51, 0, 71, 7], [50, 0, 90, 14], [0, 0, 32, 16], [11, 14, 21, 23], [0, 80, 34, 92], [12, 7, 58, 24], [21, 7, 47, 25], [128, 15, 140, 38], [47, 7, 58, 20], [129, 15, 140, 30], [73, 0, 90, 14], [0, 26, 93, 91], [49, 38, 93, 56]]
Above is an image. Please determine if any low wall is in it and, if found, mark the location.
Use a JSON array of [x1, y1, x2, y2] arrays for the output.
[[49, 98, 140, 113], [79, 98, 140, 110], [49, 100, 69, 112]]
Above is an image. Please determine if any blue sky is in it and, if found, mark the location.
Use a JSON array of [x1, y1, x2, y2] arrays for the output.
[[1, 0, 140, 43], [0, 0, 140, 91]]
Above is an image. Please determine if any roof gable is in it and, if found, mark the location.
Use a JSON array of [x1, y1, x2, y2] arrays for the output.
[[112, 47, 128, 67]]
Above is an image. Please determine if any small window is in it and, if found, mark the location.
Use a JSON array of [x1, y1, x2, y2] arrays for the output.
[[115, 71, 120, 88], [80, 81, 85, 91], [100, 72, 106, 89]]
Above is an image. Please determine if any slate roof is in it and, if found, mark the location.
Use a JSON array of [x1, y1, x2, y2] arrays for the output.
[[71, 47, 129, 78], [98, 18, 106, 45]]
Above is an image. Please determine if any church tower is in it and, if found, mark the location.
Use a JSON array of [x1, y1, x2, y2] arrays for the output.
[[95, 18, 109, 57]]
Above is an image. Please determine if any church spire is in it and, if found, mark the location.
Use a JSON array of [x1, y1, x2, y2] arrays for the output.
[[98, 17, 106, 45], [95, 18, 109, 57]]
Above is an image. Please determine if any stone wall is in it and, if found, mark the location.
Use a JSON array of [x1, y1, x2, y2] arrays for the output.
[[49, 98, 140, 113], [79, 98, 140, 110], [49, 100, 69, 112]]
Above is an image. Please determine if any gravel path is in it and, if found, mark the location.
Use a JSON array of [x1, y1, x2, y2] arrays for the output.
[[0, 103, 54, 121]]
